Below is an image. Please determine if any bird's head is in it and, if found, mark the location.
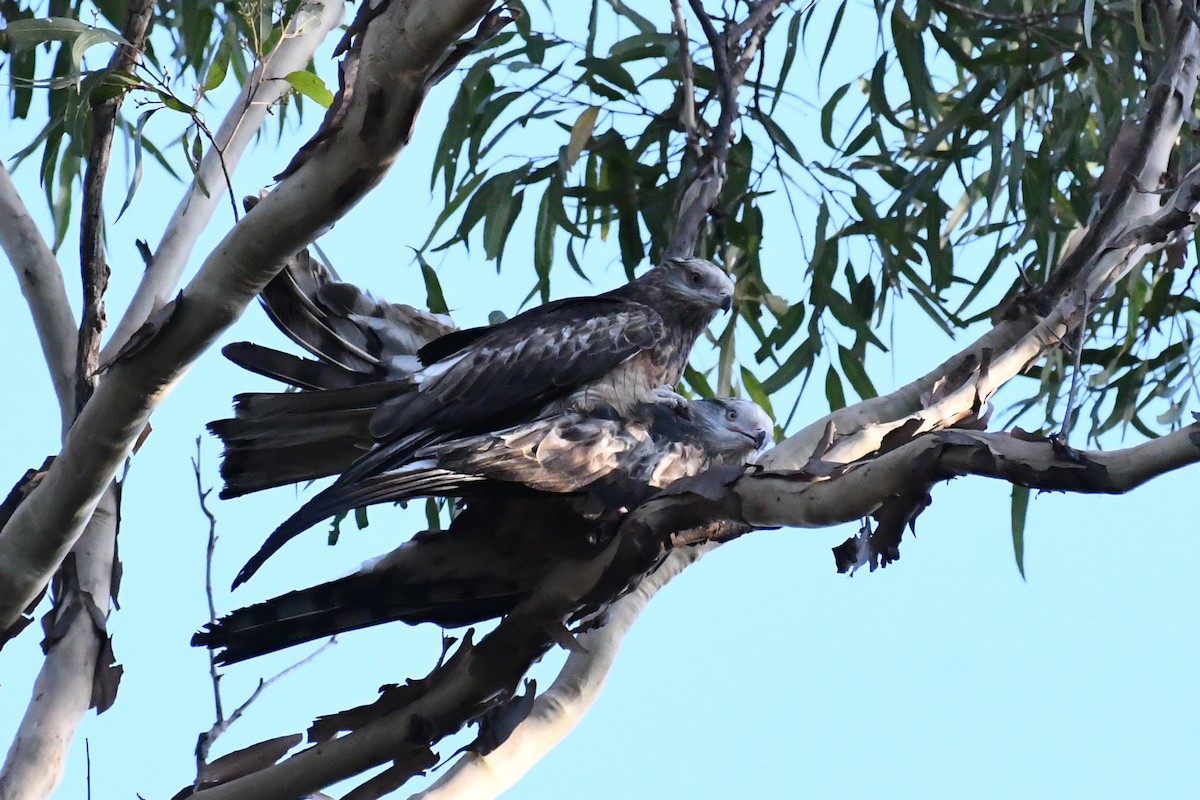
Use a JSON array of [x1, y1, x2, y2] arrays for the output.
[[652, 257, 735, 315], [692, 397, 773, 463]]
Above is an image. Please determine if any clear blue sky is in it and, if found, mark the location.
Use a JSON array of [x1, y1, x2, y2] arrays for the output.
[[0, 3, 1196, 799]]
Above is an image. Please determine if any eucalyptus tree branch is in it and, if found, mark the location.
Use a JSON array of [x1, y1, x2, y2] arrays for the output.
[[409, 544, 712, 800], [624, 424, 1200, 546], [0, 0, 500, 630], [730, 0, 788, 82], [670, 0, 700, 158], [76, 0, 156, 415], [187, 598, 591, 800], [686, 0, 734, 162], [0, 485, 120, 800], [102, 0, 346, 362], [669, 0, 778, 258], [1038, 4, 1197, 302], [765, 11, 1200, 472], [0, 163, 77, 433]]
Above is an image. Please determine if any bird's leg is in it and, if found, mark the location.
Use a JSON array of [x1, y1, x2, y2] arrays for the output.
[[649, 384, 690, 411]]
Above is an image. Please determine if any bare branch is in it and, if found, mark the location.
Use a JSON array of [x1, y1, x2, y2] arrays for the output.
[[687, 0, 735, 162], [196, 640, 336, 780], [76, 0, 157, 415], [0, 0, 499, 629], [669, 0, 788, 258], [192, 438, 225, 754], [101, 0, 347, 361], [0, 162, 77, 433], [671, 0, 701, 158]]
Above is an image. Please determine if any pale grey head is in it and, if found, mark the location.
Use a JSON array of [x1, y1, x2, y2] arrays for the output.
[[692, 397, 773, 463], [651, 257, 735, 314]]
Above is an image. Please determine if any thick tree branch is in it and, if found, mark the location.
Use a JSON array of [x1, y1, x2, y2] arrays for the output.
[[719, 423, 1200, 534], [610, 424, 1200, 565], [102, 0, 347, 361], [75, 0, 156, 415], [0, 163, 77, 432], [0, 485, 119, 800], [0, 0, 498, 629]]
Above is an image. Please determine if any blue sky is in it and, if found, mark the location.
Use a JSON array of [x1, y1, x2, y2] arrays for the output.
[[0, 2, 1196, 798]]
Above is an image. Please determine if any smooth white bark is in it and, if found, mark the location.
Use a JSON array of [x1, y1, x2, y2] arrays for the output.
[[0, 486, 117, 800], [102, 0, 347, 360], [0, 163, 77, 430]]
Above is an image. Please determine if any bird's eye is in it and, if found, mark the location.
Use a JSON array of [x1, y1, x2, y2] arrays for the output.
[[689, 271, 702, 285], [726, 408, 737, 421]]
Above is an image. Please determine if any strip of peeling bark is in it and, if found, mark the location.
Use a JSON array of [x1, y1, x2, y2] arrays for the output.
[[102, 0, 346, 360], [0, 485, 119, 800], [0, 0, 499, 629], [0, 163, 77, 433]]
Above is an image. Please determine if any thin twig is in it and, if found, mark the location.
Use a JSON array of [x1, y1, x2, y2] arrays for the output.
[[191, 438, 224, 731], [687, 0, 736, 162], [671, 0, 701, 158], [194, 639, 337, 778], [191, 436, 338, 769], [1059, 291, 1090, 440]]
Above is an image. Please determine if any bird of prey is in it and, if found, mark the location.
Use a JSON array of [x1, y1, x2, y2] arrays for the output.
[[229, 396, 771, 585], [194, 397, 772, 664], [212, 256, 732, 498]]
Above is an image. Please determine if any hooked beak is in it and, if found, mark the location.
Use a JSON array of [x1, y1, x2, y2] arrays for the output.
[[738, 427, 769, 450], [719, 292, 733, 312]]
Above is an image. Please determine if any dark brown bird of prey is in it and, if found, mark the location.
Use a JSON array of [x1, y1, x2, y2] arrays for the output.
[[194, 397, 771, 664], [220, 256, 734, 587]]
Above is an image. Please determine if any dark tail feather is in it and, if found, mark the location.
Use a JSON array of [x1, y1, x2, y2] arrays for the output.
[[258, 257, 381, 374], [256, 249, 455, 378], [222, 342, 366, 390], [208, 411, 374, 498], [198, 532, 543, 663], [209, 382, 414, 499], [229, 454, 456, 588]]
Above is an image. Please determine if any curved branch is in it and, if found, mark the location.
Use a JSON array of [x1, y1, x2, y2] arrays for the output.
[[410, 545, 712, 800], [0, 0, 499, 629], [626, 424, 1200, 544], [102, 0, 347, 361], [0, 163, 76, 433]]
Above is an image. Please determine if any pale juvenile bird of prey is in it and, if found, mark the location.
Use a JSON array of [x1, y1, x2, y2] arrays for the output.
[[194, 397, 772, 664]]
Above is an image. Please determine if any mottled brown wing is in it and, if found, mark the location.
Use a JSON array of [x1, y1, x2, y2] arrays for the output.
[[369, 297, 665, 441]]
